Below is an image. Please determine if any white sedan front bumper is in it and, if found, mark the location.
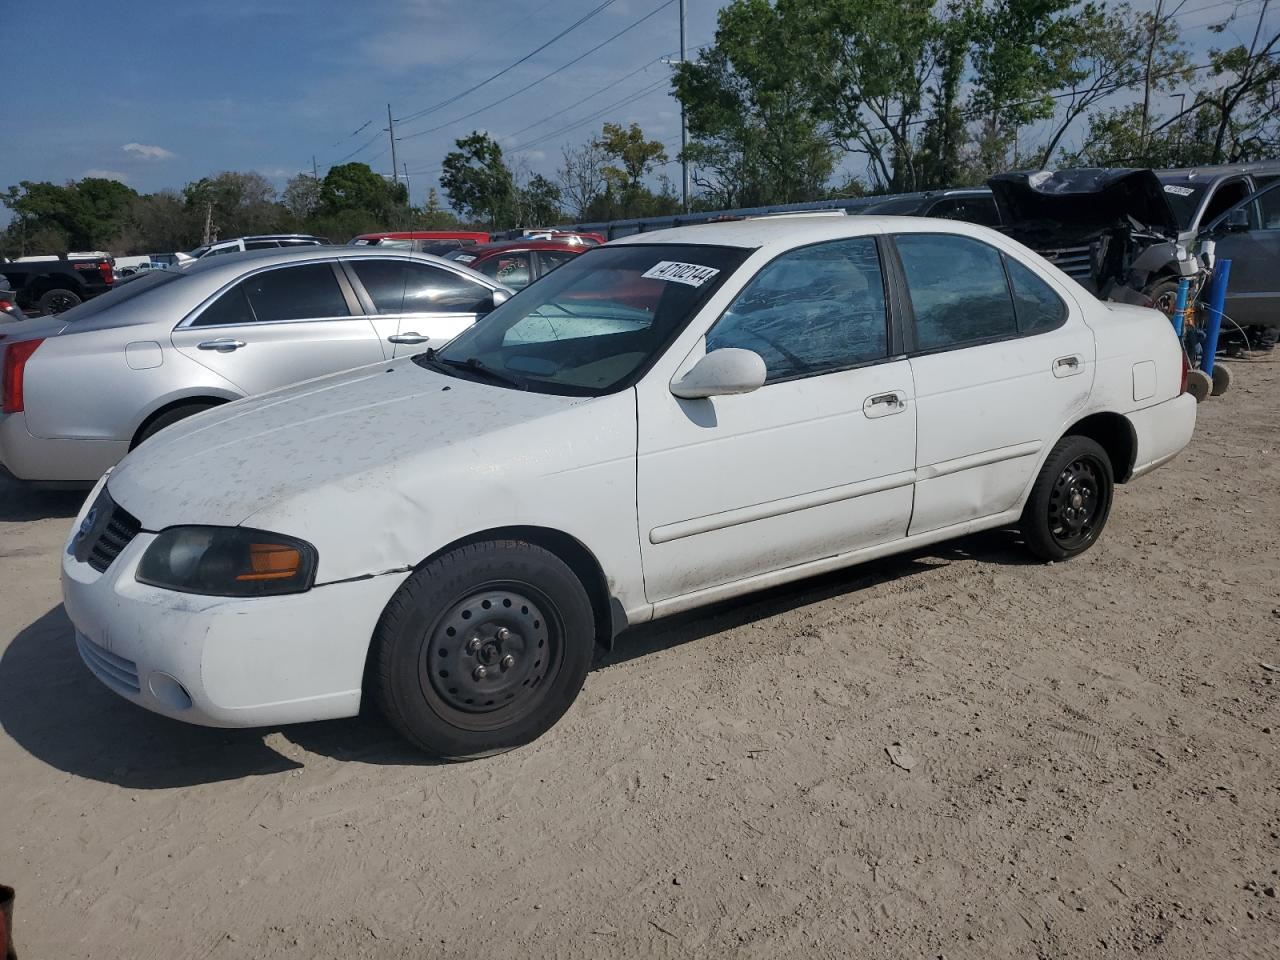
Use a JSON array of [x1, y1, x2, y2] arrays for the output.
[[60, 485, 410, 728]]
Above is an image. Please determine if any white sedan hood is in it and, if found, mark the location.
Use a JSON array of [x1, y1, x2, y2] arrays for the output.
[[109, 359, 588, 535]]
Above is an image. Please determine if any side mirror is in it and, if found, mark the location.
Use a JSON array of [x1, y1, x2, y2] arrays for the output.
[[671, 348, 767, 400], [1222, 208, 1251, 233], [482, 289, 511, 313]]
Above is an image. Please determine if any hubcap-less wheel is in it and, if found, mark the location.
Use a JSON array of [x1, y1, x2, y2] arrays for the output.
[[421, 586, 556, 727], [1047, 455, 1104, 550], [372, 539, 596, 758], [43, 292, 80, 314]]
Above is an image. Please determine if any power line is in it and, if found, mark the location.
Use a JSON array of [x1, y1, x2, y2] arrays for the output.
[[1166, 0, 1267, 21], [330, 120, 373, 148], [321, 130, 383, 170], [505, 54, 672, 139], [403, 74, 671, 177], [395, 0, 621, 125], [399, 36, 711, 176], [507, 77, 671, 152], [397, 0, 678, 142]]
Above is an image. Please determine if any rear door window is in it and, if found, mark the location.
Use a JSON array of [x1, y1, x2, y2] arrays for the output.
[[1005, 256, 1067, 333], [895, 233, 1018, 350], [193, 284, 255, 326]]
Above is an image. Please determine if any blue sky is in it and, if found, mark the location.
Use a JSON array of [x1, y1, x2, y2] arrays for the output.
[[0, 0, 1274, 214]]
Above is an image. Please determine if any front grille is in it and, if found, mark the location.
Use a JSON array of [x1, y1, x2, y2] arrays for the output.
[[1040, 244, 1095, 282], [76, 631, 141, 695], [87, 506, 141, 572], [74, 489, 142, 573]]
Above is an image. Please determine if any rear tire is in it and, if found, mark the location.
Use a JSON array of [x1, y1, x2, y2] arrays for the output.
[[37, 288, 82, 315], [134, 402, 221, 447], [372, 540, 595, 759], [1020, 435, 1114, 562]]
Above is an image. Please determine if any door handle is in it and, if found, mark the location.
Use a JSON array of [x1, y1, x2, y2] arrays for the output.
[[197, 338, 245, 352], [864, 392, 907, 417], [1053, 355, 1083, 377], [388, 332, 430, 344]]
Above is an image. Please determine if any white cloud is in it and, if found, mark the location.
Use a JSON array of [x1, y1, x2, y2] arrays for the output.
[[83, 169, 130, 182], [122, 142, 176, 160]]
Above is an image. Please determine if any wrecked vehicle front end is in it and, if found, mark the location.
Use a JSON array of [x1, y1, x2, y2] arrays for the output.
[[989, 168, 1203, 308]]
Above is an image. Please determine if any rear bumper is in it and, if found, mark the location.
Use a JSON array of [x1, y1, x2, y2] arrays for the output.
[[1128, 392, 1197, 480], [0, 412, 127, 483]]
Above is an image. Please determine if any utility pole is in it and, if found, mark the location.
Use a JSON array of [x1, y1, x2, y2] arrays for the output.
[[202, 201, 213, 245], [403, 162, 411, 204], [1173, 93, 1186, 166], [1140, 0, 1164, 154], [679, 0, 689, 214], [387, 104, 399, 185], [312, 155, 319, 180]]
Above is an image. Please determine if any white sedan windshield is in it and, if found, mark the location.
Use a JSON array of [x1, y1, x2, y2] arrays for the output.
[[428, 244, 750, 396]]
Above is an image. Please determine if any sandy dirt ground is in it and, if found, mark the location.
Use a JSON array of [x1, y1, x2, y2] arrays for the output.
[[1, 358, 1278, 960]]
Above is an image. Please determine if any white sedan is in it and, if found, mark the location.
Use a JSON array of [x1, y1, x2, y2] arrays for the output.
[[62, 217, 1197, 758]]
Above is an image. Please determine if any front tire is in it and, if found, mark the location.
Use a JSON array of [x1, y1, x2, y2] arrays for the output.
[[134, 401, 221, 446], [372, 540, 595, 759], [1020, 436, 1114, 561]]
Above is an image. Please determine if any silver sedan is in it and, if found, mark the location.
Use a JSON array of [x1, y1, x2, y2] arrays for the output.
[[0, 246, 511, 483]]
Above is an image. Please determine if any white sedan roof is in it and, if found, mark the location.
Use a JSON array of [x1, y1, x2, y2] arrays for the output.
[[609, 214, 994, 253]]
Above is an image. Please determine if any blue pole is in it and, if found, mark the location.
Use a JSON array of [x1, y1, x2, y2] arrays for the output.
[[1172, 277, 1189, 337], [1201, 259, 1231, 376]]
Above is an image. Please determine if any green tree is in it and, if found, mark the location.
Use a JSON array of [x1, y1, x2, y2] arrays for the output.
[[1195, 8, 1280, 163], [596, 123, 667, 194], [1034, 3, 1188, 166], [673, 0, 836, 207], [915, 7, 973, 189], [558, 142, 608, 219], [967, 0, 1081, 166], [2, 177, 138, 250], [517, 174, 563, 225], [799, 0, 944, 192], [319, 163, 405, 217], [183, 171, 283, 239], [415, 188, 464, 229], [283, 173, 321, 221], [440, 132, 516, 229]]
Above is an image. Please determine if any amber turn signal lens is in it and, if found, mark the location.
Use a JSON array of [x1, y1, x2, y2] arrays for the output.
[[236, 543, 303, 581]]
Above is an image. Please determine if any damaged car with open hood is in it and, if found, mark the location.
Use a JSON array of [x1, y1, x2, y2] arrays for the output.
[[989, 167, 1205, 315]]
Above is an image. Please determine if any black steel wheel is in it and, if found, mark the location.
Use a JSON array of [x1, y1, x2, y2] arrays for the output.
[[1021, 435, 1114, 561], [37, 288, 82, 315], [422, 585, 560, 727], [372, 540, 595, 759]]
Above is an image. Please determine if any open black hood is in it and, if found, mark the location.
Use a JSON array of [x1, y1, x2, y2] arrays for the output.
[[988, 168, 1182, 239]]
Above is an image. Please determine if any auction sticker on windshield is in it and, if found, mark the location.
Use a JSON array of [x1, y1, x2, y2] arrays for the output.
[[1163, 184, 1195, 196], [641, 261, 721, 287]]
